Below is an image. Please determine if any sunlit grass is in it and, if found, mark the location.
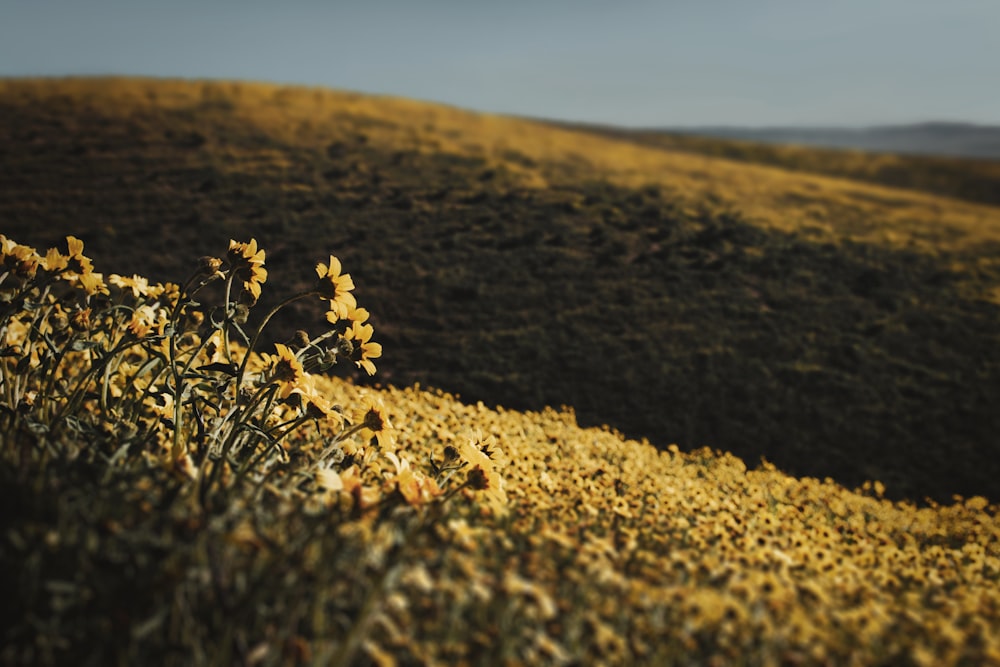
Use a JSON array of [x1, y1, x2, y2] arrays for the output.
[[5, 76, 1000, 257], [551, 121, 1000, 209]]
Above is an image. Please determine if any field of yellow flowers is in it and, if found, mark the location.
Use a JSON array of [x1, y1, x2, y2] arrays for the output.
[[2, 235, 998, 666]]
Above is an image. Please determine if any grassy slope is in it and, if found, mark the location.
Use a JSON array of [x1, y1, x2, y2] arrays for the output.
[[548, 121, 1000, 208], [2, 77, 1000, 502], [6, 372, 999, 665]]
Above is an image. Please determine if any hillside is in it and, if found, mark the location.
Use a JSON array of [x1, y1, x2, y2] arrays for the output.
[[0, 228, 996, 663], [546, 120, 1000, 208], [672, 122, 1000, 160], [2, 77, 1000, 502]]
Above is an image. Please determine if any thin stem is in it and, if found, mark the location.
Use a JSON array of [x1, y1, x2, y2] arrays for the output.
[[221, 272, 237, 365], [234, 292, 313, 389]]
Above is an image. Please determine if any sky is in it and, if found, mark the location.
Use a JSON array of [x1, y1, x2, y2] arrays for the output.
[[1, 0, 998, 128]]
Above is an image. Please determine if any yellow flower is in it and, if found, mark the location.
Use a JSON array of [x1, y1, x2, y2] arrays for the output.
[[200, 329, 228, 365], [152, 282, 180, 307], [315, 255, 357, 321], [267, 343, 307, 399], [355, 394, 395, 451], [64, 236, 95, 272], [459, 437, 507, 512], [384, 451, 443, 505], [109, 273, 151, 298], [347, 306, 370, 324], [127, 304, 165, 338], [75, 270, 108, 296], [51, 236, 106, 295], [226, 239, 267, 303], [294, 374, 342, 422], [344, 320, 382, 376], [0, 241, 42, 280], [66, 235, 85, 258], [227, 238, 264, 266], [43, 246, 69, 272]]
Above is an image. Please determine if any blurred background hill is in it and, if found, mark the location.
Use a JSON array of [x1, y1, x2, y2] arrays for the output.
[[665, 122, 1000, 160], [546, 120, 1000, 208]]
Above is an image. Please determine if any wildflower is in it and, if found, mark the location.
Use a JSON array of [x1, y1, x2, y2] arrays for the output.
[[127, 304, 162, 338], [145, 386, 175, 420], [474, 431, 507, 468], [66, 235, 85, 258], [338, 464, 380, 511], [154, 281, 180, 303], [75, 270, 109, 296], [43, 246, 69, 272], [355, 394, 396, 451], [298, 374, 340, 422], [54, 236, 106, 295], [201, 329, 229, 365], [267, 343, 306, 399], [347, 306, 370, 324], [63, 235, 96, 274], [459, 437, 506, 511], [1, 242, 42, 280], [385, 451, 442, 505], [18, 390, 38, 410], [343, 320, 382, 376], [314, 255, 356, 320], [226, 239, 267, 302], [48, 305, 70, 332], [109, 273, 151, 298], [467, 466, 490, 490]]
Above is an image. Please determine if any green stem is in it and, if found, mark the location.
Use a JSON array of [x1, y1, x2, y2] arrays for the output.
[[221, 272, 237, 365], [167, 272, 209, 460]]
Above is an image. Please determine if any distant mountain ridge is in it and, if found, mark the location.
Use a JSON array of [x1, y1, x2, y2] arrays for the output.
[[664, 122, 1000, 160]]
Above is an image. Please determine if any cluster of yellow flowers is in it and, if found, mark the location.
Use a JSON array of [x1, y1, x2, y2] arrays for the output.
[[301, 379, 999, 665], [0, 235, 387, 483], [1, 234, 106, 295], [0, 235, 507, 522]]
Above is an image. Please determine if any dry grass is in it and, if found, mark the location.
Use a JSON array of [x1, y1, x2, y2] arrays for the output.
[[550, 120, 1000, 209]]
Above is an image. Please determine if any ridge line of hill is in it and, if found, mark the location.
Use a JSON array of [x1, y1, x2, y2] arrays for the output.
[[538, 117, 1000, 210]]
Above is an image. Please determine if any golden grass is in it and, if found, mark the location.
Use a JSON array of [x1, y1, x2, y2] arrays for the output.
[[6, 76, 1000, 257], [553, 122, 1000, 209]]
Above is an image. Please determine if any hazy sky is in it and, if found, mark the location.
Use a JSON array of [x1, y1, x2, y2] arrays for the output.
[[1, 0, 997, 127]]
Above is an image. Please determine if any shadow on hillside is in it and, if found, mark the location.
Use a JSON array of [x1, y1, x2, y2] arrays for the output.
[[3, 87, 1000, 503]]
